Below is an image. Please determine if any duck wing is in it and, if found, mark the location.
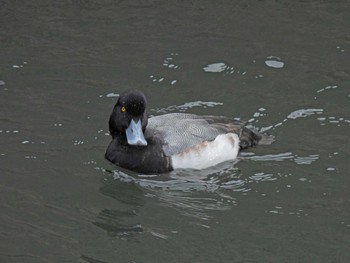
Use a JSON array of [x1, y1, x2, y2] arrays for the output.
[[145, 113, 259, 156]]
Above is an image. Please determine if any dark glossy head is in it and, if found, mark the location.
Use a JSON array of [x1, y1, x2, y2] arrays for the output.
[[108, 90, 148, 145]]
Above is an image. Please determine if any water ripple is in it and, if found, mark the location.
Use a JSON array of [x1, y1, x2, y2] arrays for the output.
[[203, 62, 227, 73], [294, 155, 319, 165], [150, 101, 223, 114], [203, 62, 247, 76], [241, 152, 320, 165], [249, 172, 277, 182], [287, 109, 323, 119], [264, 56, 285, 69], [317, 85, 338, 93], [162, 53, 180, 69], [241, 152, 294, 162]]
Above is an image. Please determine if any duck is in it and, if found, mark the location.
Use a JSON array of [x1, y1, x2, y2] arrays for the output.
[[105, 90, 273, 174]]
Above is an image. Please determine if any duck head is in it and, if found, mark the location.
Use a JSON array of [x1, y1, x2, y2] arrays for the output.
[[108, 90, 148, 146]]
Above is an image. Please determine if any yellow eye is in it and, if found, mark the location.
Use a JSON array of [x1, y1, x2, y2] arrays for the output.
[[121, 106, 126, 113]]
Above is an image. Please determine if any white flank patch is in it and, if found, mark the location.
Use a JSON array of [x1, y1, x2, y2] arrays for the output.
[[171, 133, 240, 170]]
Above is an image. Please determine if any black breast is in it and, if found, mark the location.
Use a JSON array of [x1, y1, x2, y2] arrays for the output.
[[105, 137, 172, 174]]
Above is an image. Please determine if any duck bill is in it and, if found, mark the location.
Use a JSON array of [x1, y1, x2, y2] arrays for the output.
[[125, 119, 148, 146]]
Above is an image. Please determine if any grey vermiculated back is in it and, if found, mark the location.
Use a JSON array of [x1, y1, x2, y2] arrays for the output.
[[145, 113, 244, 156]]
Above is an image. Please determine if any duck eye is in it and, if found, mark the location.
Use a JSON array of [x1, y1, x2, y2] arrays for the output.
[[121, 106, 126, 113]]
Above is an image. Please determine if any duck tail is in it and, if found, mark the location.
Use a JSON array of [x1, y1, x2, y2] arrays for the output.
[[239, 127, 274, 149]]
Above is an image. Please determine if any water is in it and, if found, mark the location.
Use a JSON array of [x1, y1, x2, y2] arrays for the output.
[[1, 1, 350, 262]]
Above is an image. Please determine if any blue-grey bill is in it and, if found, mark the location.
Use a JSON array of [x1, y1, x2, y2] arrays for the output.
[[125, 119, 148, 146]]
